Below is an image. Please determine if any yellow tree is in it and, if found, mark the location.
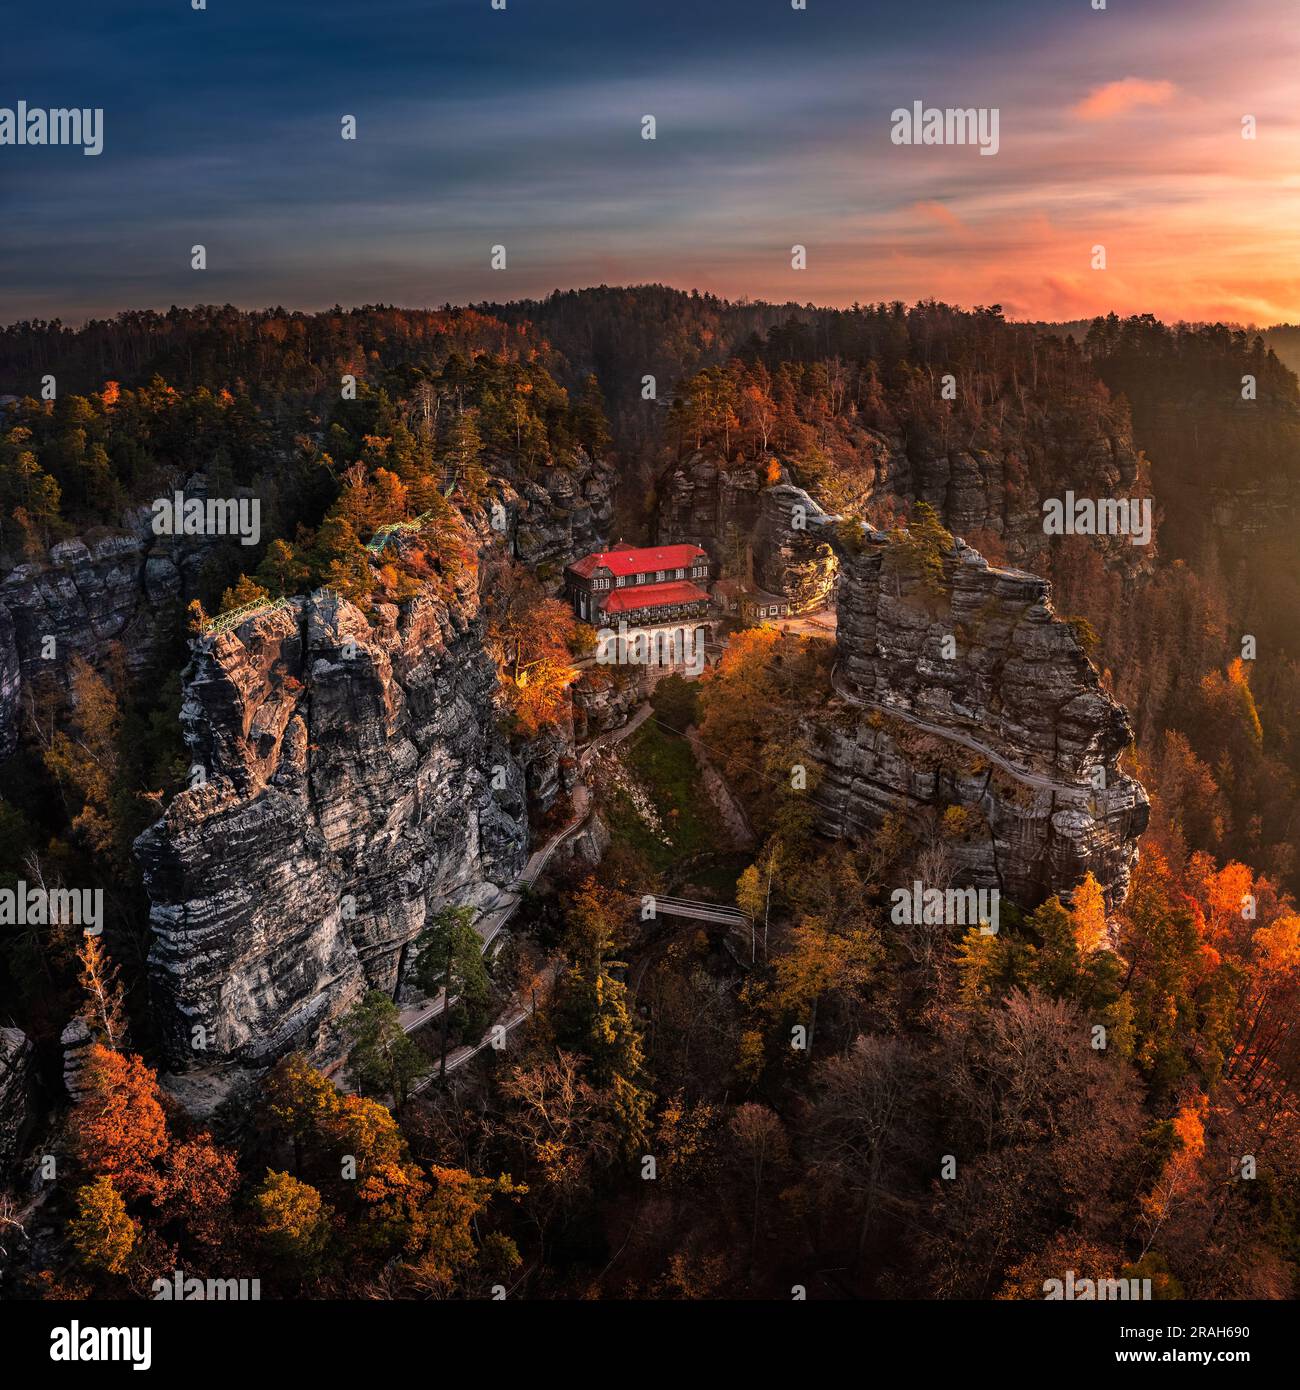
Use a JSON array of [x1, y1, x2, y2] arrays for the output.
[[252, 1169, 333, 1269], [402, 1166, 524, 1298], [259, 1052, 342, 1176], [68, 1176, 138, 1277], [76, 934, 128, 1050], [765, 915, 881, 1053], [955, 923, 1000, 1007], [1139, 1096, 1208, 1256], [1070, 872, 1109, 955], [41, 653, 122, 860], [218, 573, 270, 615]]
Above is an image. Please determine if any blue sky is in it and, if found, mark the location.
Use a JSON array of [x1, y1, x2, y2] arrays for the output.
[[4, 0, 1298, 323]]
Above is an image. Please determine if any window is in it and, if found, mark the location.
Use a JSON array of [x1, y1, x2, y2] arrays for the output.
[[636, 572, 645, 584], [675, 567, 684, 579], [617, 575, 626, 587], [656, 570, 665, 582]]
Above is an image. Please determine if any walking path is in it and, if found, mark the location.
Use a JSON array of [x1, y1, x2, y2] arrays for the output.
[[830, 664, 1088, 793], [387, 702, 655, 1073], [409, 964, 561, 1089]]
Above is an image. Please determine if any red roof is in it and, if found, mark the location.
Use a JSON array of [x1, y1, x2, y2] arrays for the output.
[[600, 580, 710, 615], [569, 543, 706, 579]]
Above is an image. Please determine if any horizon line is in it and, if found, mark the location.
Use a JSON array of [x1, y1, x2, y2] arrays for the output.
[[5, 283, 1297, 336]]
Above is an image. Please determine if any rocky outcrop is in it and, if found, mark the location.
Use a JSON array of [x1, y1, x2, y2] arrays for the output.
[[835, 532, 1130, 780], [135, 576, 531, 1073], [494, 451, 616, 581], [653, 417, 1151, 609], [0, 601, 19, 760], [655, 454, 764, 565], [0, 486, 243, 689], [816, 528, 1148, 907], [0, 1027, 35, 1172], [750, 485, 838, 612], [0, 526, 189, 763], [571, 668, 643, 743], [516, 724, 574, 817], [59, 1017, 94, 1103], [0, 482, 241, 758], [554, 809, 612, 871]]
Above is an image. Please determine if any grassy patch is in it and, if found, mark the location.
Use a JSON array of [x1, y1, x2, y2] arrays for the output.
[[602, 720, 726, 871]]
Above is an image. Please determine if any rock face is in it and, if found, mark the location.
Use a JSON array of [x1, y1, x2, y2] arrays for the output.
[[0, 1027, 35, 1172], [516, 724, 573, 818], [0, 526, 187, 757], [3, 527, 176, 680], [655, 454, 764, 566], [653, 419, 1151, 608], [0, 488, 244, 686], [0, 601, 19, 760], [835, 533, 1130, 780], [817, 529, 1149, 907], [59, 1017, 94, 1103], [750, 485, 838, 611], [495, 452, 616, 580], [0, 485, 239, 758], [571, 668, 644, 743], [135, 578, 531, 1072], [789, 419, 1148, 570]]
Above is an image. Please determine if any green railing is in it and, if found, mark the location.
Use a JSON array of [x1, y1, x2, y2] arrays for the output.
[[364, 509, 438, 554], [203, 595, 292, 637]]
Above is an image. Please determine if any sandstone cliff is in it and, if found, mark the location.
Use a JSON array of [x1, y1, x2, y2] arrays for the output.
[[654, 454, 764, 566], [750, 485, 838, 611], [816, 528, 1149, 907], [0, 454, 614, 763], [0, 505, 213, 758], [0, 602, 19, 760], [0, 1027, 35, 1172], [496, 452, 615, 578], [654, 416, 1150, 607], [135, 577, 530, 1073]]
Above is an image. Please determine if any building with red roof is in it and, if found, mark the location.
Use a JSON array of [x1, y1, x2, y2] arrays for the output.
[[564, 541, 712, 627]]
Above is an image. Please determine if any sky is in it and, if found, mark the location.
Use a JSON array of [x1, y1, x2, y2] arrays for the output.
[[3, 0, 1300, 326]]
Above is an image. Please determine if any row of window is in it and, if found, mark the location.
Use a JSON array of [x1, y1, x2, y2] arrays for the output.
[[615, 604, 707, 617], [591, 565, 707, 591]]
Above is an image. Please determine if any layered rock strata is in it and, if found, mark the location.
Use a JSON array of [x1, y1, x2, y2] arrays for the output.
[[135, 580, 530, 1071], [817, 529, 1148, 906]]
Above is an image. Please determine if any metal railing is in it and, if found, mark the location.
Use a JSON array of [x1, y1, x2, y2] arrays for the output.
[[203, 595, 292, 636], [364, 509, 439, 554]]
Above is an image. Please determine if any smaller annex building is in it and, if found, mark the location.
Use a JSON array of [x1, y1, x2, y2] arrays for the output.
[[564, 541, 712, 628], [712, 578, 793, 625]]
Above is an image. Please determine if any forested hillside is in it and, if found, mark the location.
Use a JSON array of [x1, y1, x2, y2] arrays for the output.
[[1, 289, 1298, 1301]]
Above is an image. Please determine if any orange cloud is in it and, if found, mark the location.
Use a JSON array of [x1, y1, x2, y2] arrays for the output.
[[911, 200, 971, 236], [1074, 77, 1177, 121]]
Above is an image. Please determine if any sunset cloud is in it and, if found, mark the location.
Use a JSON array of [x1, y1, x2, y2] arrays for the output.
[[1073, 77, 1178, 121], [911, 201, 972, 237], [4, 0, 1299, 325]]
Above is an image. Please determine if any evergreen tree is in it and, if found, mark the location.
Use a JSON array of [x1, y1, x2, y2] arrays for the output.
[[342, 991, 427, 1105]]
